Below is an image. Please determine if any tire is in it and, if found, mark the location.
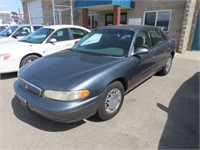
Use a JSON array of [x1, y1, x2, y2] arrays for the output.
[[158, 55, 173, 76], [96, 81, 124, 121], [20, 55, 39, 67]]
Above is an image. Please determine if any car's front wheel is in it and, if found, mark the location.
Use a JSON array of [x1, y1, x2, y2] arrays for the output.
[[20, 55, 39, 67], [96, 81, 124, 121], [158, 55, 173, 76]]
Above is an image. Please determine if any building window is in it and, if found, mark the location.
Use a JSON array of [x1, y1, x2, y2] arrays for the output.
[[105, 13, 127, 26], [88, 14, 98, 29], [144, 10, 171, 32]]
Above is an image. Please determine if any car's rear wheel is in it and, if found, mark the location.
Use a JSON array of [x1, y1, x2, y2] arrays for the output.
[[96, 81, 124, 121], [20, 55, 39, 67], [158, 55, 173, 76]]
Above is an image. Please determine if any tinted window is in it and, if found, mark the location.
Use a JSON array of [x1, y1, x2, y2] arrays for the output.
[[51, 28, 70, 42], [15, 26, 31, 36], [135, 31, 151, 49], [149, 29, 164, 46], [33, 26, 43, 31], [70, 28, 87, 39]]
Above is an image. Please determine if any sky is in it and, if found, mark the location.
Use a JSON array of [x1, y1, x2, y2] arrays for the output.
[[0, 0, 23, 13]]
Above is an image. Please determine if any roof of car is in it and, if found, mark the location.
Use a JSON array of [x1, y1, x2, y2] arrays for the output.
[[44, 25, 90, 30], [99, 25, 156, 32], [8, 24, 43, 27]]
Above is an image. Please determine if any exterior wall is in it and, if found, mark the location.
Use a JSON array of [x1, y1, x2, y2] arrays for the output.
[[22, 0, 73, 25], [128, 0, 186, 51]]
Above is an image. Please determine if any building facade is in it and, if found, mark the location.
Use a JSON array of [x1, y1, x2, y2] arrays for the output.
[[21, 0, 200, 52]]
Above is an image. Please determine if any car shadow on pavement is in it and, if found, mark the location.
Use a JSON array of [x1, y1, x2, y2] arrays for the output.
[[11, 96, 85, 132], [0, 72, 17, 80], [157, 72, 199, 149]]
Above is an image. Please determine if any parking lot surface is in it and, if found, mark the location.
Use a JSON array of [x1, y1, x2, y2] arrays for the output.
[[0, 53, 199, 149]]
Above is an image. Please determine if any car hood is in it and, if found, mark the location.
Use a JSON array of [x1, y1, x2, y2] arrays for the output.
[[19, 50, 123, 90], [0, 41, 40, 53]]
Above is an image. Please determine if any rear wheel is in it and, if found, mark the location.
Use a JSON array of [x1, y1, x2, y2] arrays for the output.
[[20, 55, 39, 67], [96, 81, 124, 121], [158, 55, 173, 76]]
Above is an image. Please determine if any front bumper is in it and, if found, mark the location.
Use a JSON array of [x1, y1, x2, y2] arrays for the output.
[[14, 80, 100, 123]]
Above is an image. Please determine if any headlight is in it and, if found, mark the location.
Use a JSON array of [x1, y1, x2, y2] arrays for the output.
[[0, 54, 11, 61], [43, 90, 90, 101]]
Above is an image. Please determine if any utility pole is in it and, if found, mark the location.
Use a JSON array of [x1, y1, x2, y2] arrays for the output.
[[52, 0, 56, 25], [70, 0, 74, 25], [18, 8, 22, 24]]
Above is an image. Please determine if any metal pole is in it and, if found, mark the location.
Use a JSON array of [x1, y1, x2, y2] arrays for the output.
[[52, 0, 56, 25], [70, 0, 74, 25]]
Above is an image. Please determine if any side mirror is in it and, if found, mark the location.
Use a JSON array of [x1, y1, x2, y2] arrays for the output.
[[12, 33, 18, 38], [134, 47, 149, 55], [50, 38, 57, 43]]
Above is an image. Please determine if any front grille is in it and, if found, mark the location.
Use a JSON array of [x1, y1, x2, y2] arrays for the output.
[[18, 77, 42, 96]]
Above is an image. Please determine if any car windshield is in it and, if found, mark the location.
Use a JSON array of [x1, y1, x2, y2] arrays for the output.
[[72, 29, 134, 57], [0, 26, 18, 37], [19, 28, 54, 44]]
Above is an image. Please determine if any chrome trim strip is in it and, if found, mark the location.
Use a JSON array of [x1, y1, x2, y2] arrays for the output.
[[18, 77, 42, 96]]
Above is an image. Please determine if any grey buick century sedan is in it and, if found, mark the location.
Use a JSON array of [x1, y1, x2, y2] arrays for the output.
[[14, 25, 176, 123]]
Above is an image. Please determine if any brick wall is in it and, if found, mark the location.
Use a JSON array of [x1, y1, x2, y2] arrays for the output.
[[128, 0, 186, 51]]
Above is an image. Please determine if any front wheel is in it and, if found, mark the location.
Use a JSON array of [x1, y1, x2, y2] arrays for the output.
[[20, 55, 39, 67], [96, 81, 124, 121], [158, 55, 173, 76]]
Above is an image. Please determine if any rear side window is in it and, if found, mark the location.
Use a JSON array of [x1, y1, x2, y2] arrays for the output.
[[149, 29, 164, 46], [50, 28, 70, 42], [33, 26, 43, 31], [70, 28, 88, 39]]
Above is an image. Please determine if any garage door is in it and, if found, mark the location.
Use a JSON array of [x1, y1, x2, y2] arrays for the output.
[[192, 11, 200, 51], [28, 0, 44, 24]]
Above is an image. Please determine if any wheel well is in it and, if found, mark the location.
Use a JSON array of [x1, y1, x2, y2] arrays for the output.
[[20, 53, 42, 67], [112, 78, 128, 92], [171, 51, 175, 59]]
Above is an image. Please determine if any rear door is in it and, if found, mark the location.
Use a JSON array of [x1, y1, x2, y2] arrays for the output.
[[148, 28, 171, 70], [69, 28, 89, 44]]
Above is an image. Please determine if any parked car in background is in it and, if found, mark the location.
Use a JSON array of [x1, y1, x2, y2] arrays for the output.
[[14, 25, 176, 123], [0, 24, 43, 43], [0, 25, 90, 73], [0, 24, 9, 32]]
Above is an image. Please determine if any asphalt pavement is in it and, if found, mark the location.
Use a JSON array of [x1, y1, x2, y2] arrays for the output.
[[0, 52, 199, 150]]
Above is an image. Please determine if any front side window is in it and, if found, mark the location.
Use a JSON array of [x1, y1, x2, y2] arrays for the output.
[[72, 29, 134, 57], [15, 26, 31, 36], [134, 31, 151, 49], [50, 29, 70, 42], [149, 29, 164, 46], [70, 28, 88, 39], [144, 10, 171, 32], [19, 28, 54, 44]]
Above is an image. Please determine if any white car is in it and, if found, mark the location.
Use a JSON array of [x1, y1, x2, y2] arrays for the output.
[[0, 24, 43, 44], [0, 24, 9, 32], [0, 25, 90, 73]]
